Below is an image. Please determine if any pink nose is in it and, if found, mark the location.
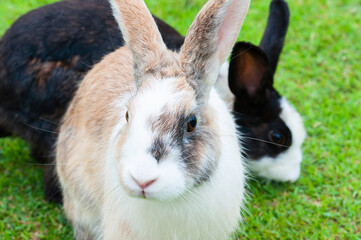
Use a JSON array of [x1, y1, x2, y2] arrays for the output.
[[132, 177, 157, 190]]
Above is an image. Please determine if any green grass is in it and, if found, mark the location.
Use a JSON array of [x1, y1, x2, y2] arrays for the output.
[[0, 0, 360, 239]]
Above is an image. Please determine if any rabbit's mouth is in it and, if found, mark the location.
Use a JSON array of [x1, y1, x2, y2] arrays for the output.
[[129, 189, 154, 200]]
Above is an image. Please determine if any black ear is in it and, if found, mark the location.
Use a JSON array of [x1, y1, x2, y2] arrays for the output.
[[228, 42, 272, 99], [259, 0, 290, 75]]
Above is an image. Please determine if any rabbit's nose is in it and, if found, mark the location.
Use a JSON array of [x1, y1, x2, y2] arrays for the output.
[[132, 176, 157, 190]]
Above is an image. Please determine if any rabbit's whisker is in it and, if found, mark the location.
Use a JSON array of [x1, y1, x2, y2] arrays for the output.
[[24, 123, 59, 134], [218, 133, 289, 148], [78, 60, 92, 69], [229, 47, 251, 61], [39, 117, 61, 126], [26, 163, 57, 166], [31, 154, 57, 158], [24, 162, 78, 166], [55, 203, 66, 214], [105, 16, 116, 51], [231, 111, 248, 119], [242, 136, 289, 148], [103, 184, 121, 200]]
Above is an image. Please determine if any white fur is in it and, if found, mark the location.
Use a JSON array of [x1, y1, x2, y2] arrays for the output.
[[103, 88, 245, 240], [214, 62, 235, 110], [247, 98, 306, 182], [120, 78, 193, 200]]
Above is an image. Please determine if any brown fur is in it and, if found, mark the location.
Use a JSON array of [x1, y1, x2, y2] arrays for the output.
[[180, 0, 249, 98], [56, 45, 216, 239], [149, 138, 168, 161], [183, 105, 221, 183], [114, 124, 132, 196], [235, 51, 267, 96], [28, 57, 80, 87], [111, 0, 177, 84], [180, 0, 225, 81], [57, 47, 135, 221], [57, 0, 249, 238]]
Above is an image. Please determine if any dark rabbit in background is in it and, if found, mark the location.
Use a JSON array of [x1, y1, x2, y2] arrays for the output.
[[224, 0, 306, 181], [0, 0, 305, 203]]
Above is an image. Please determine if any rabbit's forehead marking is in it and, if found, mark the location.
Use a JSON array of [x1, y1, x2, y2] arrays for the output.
[[130, 76, 195, 123], [126, 76, 195, 153], [140, 77, 195, 163], [148, 106, 188, 162]]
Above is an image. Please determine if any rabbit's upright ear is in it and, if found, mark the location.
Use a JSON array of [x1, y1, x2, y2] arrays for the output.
[[180, 0, 250, 99], [228, 42, 271, 98], [259, 0, 290, 75], [110, 0, 168, 84]]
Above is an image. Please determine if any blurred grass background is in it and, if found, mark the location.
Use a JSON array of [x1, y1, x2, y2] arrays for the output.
[[0, 0, 360, 239]]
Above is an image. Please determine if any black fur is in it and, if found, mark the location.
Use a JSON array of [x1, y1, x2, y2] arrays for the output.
[[0, 127, 10, 137], [260, 0, 290, 75], [228, 0, 292, 160], [149, 138, 168, 162]]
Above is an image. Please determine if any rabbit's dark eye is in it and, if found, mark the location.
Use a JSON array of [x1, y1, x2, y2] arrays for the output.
[[186, 115, 197, 133], [269, 130, 286, 145], [125, 111, 129, 122]]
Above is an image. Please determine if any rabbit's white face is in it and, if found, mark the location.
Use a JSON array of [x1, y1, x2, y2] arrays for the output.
[[113, 77, 220, 200]]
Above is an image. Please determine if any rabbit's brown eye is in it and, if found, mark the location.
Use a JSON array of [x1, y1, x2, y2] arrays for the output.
[[125, 111, 129, 122], [186, 115, 197, 133], [269, 130, 286, 145]]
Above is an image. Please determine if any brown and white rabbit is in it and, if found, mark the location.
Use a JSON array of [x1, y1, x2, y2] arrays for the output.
[[56, 0, 250, 239]]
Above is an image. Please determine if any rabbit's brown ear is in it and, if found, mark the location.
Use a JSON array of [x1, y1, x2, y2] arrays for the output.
[[180, 0, 250, 99], [110, 0, 168, 84], [228, 42, 271, 98]]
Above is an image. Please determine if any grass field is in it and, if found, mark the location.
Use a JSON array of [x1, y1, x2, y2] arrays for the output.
[[0, 0, 360, 239]]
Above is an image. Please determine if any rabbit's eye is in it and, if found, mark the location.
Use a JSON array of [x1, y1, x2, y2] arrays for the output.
[[186, 115, 197, 133], [125, 111, 129, 122], [268, 130, 286, 145]]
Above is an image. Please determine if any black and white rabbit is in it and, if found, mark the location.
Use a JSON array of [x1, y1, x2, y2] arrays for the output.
[[56, 0, 249, 238], [0, 0, 305, 203], [217, 0, 306, 182]]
